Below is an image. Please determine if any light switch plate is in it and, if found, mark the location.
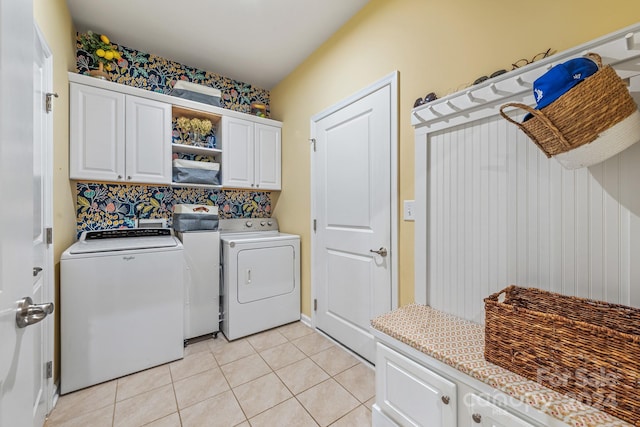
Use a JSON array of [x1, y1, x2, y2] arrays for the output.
[[403, 200, 415, 221]]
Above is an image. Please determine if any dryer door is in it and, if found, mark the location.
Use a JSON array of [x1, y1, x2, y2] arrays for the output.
[[236, 244, 295, 303]]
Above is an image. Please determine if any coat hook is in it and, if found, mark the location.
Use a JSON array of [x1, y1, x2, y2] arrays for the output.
[[445, 100, 461, 111], [489, 83, 499, 95], [515, 77, 530, 88], [625, 33, 635, 50], [466, 91, 477, 103]]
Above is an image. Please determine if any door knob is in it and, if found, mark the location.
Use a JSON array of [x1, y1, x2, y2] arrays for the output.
[[472, 413, 482, 423], [369, 247, 388, 257], [16, 296, 54, 328]]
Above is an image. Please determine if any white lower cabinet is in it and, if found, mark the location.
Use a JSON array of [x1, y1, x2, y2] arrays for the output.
[[374, 342, 545, 427], [376, 343, 457, 427], [463, 394, 534, 427]]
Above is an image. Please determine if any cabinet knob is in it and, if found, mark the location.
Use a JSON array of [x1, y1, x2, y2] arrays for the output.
[[441, 395, 450, 405], [117, 175, 123, 180], [472, 413, 482, 423], [127, 176, 132, 180]]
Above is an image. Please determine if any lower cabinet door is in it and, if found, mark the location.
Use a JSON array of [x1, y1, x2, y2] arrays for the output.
[[465, 394, 535, 427], [376, 343, 457, 427]]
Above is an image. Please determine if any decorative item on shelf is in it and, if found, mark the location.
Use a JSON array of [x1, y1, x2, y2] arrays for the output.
[[176, 117, 191, 144], [251, 102, 267, 118], [79, 31, 121, 81], [499, 52, 640, 170], [190, 118, 213, 147]]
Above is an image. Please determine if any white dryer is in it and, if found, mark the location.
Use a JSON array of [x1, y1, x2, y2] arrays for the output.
[[60, 228, 184, 394], [220, 218, 300, 340]]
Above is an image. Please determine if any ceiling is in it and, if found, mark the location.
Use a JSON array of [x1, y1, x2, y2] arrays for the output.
[[66, 0, 370, 90]]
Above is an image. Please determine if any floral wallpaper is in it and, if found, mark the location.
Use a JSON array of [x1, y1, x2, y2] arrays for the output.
[[76, 183, 271, 237], [75, 33, 270, 117], [74, 34, 277, 235]]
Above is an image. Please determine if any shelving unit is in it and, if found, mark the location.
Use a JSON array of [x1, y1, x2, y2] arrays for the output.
[[68, 72, 283, 191], [171, 105, 222, 189]]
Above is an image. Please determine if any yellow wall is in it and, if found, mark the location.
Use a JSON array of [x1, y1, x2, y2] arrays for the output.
[[270, 0, 640, 316], [33, 0, 76, 381]]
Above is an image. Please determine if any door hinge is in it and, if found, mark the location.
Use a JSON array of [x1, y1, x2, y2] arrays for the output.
[[314, 299, 318, 311], [46, 361, 52, 379], [45, 227, 53, 245], [309, 138, 316, 152], [45, 92, 58, 113], [313, 219, 316, 232]]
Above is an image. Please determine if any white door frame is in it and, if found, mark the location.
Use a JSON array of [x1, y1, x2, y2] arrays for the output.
[[310, 71, 399, 327], [34, 22, 55, 415]]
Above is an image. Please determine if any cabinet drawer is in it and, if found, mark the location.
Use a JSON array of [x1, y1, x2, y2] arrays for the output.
[[465, 394, 535, 427], [376, 343, 457, 427]]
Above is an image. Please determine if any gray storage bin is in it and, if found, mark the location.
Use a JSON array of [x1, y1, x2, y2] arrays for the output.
[[172, 159, 220, 185], [172, 204, 219, 232], [171, 89, 221, 107]]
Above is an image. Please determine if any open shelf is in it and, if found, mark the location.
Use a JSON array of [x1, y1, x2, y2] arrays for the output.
[[172, 143, 221, 156], [170, 182, 223, 190], [172, 105, 222, 125]]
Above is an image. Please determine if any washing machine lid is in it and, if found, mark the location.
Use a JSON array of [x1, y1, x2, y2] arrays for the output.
[[69, 228, 180, 254]]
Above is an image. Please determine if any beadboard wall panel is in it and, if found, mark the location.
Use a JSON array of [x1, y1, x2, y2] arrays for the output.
[[414, 23, 640, 324], [424, 112, 640, 324]]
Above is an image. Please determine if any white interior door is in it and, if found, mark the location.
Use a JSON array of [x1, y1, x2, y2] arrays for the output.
[[32, 24, 54, 426], [0, 0, 37, 426], [311, 73, 397, 363]]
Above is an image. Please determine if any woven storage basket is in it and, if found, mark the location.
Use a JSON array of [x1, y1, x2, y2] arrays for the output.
[[499, 53, 640, 170], [484, 286, 640, 426]]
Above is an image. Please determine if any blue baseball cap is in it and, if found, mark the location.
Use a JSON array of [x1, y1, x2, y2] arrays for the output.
[[523, 56, 598, 121]]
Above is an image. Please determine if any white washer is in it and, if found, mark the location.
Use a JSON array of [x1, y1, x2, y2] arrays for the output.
[[220, 218, 300, 340], [60, 228, 184, 394]]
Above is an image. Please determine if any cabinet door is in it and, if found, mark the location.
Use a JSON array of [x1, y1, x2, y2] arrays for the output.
[[222, 116, 254, 188], [465, 394, 535, 427], [70, 83, 125, 181], [254, 123, 281, 190], [125, 96, 172, 184], [376, 343, 457, 427]]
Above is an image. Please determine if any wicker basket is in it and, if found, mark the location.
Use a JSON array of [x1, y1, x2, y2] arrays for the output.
[[484, 286, 640, 426], [499, 53, 640, 170]]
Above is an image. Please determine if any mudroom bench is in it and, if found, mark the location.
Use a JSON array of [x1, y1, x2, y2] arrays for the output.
[[370, 304, 632, 427]]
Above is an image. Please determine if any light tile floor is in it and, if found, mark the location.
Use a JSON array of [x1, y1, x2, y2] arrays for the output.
[[44, 322, 375, 427]]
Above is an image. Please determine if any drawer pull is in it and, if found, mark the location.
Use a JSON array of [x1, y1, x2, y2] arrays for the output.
[[472, 413, 482, 423], [441, 395, 450, 405]]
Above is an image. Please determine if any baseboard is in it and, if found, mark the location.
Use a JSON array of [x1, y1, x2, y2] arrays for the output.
[[300, 313, 312, 327]]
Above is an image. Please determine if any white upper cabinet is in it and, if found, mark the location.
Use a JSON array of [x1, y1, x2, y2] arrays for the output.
[[70, 83, 172, 184], [125, 96, 172, 184], [222, 116, 254, 189], [222, 116, 281, 190], [70, 83, 126, 182], [254, 123, 281, 190]]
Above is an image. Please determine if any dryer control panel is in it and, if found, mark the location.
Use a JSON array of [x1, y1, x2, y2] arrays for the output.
[[219, 218, 279, 233]]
